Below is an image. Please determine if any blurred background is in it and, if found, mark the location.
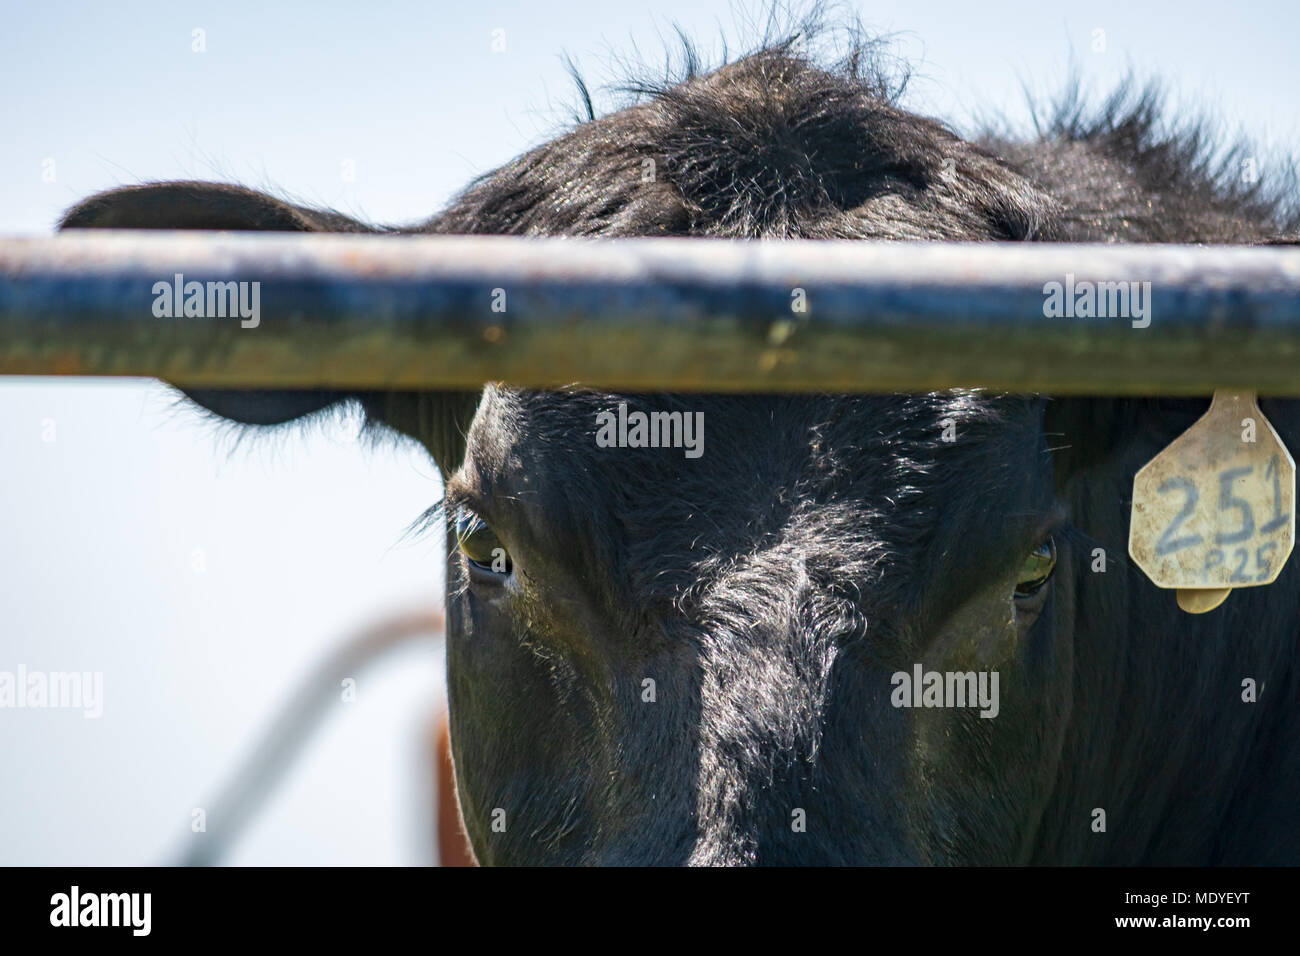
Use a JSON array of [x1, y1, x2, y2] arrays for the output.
[[1, 0, 1297, 865]]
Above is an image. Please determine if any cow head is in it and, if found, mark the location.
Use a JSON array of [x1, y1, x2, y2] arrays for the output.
[[63, 45, 1298, 864]]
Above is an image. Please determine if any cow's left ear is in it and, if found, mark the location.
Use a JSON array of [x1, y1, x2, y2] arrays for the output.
[[1042, 396, 1212, 494], [60, 181, 482, 475], [1041, 398, 1128, 492]]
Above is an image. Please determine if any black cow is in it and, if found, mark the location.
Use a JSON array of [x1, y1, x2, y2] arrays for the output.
[[62, 34, 1299, 865]]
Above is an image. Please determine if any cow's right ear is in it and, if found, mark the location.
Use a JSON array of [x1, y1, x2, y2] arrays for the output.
[[61, 182, 481, 475], [176, 388, 480, 476], [172, 387, 480, 477], [59, 181, 373, 233]]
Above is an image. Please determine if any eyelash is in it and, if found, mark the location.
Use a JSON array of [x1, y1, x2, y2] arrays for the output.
[[454, 507, 513, 577]]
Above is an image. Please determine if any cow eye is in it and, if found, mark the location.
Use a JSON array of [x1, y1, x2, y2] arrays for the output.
[[455, 509, 512, 576], [1015, 537, 1057, 598]]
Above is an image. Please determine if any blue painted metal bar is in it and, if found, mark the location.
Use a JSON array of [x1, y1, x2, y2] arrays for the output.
[[1, 231, 1298, 393]]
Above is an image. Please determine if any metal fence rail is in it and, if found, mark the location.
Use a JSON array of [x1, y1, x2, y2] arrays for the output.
[[2, 231, 1299, 394]]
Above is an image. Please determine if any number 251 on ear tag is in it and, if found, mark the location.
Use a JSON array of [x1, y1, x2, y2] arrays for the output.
[[1129, 391, 1296, 614]]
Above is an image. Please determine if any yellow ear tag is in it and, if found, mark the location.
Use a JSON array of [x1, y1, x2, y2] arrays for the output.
[[1128, 391, 1295, 614]]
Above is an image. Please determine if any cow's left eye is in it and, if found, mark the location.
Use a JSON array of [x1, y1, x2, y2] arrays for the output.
[[1015, 537, 1057, 598], [455, 509, 513, 576]]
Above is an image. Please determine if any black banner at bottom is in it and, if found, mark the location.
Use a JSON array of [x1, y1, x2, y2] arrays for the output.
[[1, 865, 1292, 942]]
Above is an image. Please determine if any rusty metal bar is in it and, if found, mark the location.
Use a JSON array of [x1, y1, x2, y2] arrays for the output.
[[1, 231, 1299, 394]]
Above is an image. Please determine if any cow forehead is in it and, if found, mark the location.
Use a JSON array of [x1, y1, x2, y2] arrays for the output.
[[471, 387, 1041, 486], [459, 387, 1051, 612]]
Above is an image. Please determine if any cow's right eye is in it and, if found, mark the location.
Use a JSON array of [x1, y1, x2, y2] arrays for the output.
[[455, 509, 513, 576]]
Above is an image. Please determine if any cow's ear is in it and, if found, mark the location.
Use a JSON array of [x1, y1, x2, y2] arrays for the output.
[[1042, 398, 1126, 492], [1043, 396, 1210, 493], [59, 181, 372, 233], [359, 390, 483, 476], [60, 182, 481, 475], [176, 388, 480, 476]]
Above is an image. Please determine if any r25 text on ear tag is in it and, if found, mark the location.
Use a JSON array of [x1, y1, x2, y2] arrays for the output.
[[1129, 391, 1295, 614]]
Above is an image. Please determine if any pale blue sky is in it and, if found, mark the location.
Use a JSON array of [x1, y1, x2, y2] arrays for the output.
[[2, 0, 1297, 864]]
